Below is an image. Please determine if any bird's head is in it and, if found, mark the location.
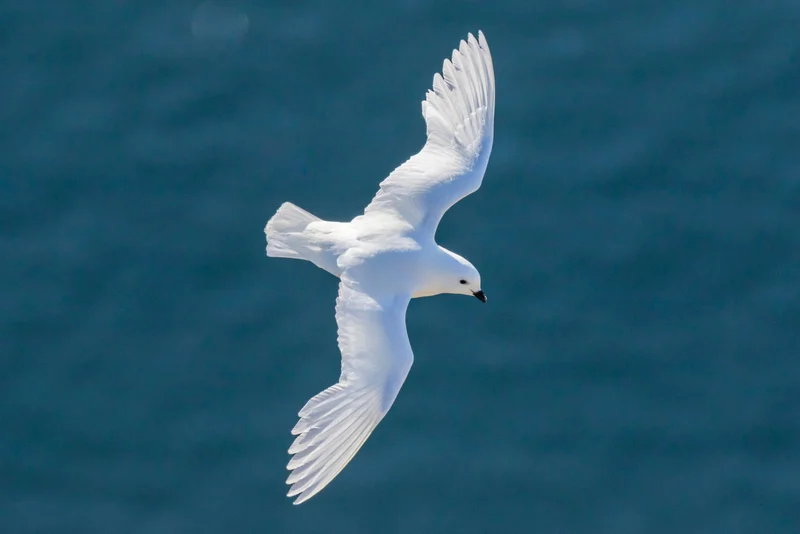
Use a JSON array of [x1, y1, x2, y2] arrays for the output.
[[413, 248, 486, 302], [449, 253, 485, 303]]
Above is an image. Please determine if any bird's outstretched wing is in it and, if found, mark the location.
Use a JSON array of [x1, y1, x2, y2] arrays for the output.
[[364, 31, 495, 235], [286, 276, 413, 504]]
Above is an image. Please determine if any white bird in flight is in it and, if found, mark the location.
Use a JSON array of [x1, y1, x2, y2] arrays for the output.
[[264, 31, 495, 504]]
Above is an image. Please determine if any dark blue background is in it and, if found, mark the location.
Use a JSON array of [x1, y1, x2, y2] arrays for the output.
[[2, 1, 799, 532]]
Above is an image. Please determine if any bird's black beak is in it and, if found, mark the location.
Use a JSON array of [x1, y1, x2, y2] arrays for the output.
[[473, 290, 487, 303]]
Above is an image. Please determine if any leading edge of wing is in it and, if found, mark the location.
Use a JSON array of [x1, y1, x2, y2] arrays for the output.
[[364, 31, 495, 231], [286, 278, 414, 504]]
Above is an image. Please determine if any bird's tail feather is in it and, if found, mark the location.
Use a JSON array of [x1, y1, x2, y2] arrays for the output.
[[264, 202, 320, 259]]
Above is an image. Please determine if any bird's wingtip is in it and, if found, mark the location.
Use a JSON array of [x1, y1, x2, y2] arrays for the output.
[[478, 30, 489, 48]]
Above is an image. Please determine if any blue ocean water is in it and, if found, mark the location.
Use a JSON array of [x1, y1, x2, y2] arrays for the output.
[[1, 1, 799, 532]]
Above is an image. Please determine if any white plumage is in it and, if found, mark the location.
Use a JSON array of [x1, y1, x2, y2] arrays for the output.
[[264, 31, 495, 504], [366, 31, 495, 232]]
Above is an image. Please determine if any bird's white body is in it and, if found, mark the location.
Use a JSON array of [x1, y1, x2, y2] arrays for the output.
[[264, 31, 495, 504]]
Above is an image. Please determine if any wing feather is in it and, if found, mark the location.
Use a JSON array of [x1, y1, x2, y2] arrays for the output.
[[364, 31, 495, 234], [286, 277, 413, 504]]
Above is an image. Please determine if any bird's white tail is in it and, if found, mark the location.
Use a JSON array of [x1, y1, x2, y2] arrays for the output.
[[264, 202, 321, 259]]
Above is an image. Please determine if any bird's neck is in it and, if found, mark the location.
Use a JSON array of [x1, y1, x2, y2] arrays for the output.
[[411, 246, 459, 299]]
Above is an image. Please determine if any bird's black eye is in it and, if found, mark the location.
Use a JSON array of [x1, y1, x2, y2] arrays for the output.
[[460, 279, 467, 285]]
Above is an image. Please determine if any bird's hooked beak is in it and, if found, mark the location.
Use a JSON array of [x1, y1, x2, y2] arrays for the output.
[[472, 290, 487, 303]]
